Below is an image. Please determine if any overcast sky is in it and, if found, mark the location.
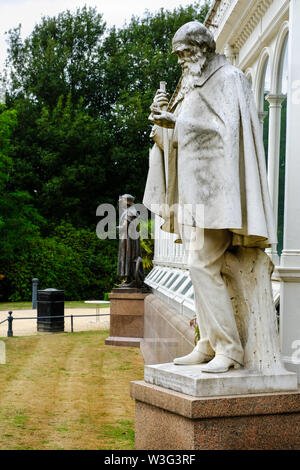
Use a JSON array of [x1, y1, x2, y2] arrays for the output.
[[0, 0, 203, 71]]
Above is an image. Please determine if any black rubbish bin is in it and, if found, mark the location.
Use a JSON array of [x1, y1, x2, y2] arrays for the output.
[[37, 288, 64, 332]]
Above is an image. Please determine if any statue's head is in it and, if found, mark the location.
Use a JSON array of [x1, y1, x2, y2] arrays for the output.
[[119, 194, 135, 207], [172, 21, 216, 77], [172, 21, 216, 55]]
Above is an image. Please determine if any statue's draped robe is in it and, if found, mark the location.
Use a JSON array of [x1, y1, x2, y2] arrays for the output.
[[117, 206, 142, 279], [143, 54, 277, 248]]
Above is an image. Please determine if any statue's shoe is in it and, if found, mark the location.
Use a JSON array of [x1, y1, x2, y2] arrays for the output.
[[199, 355, 241, 373], [173, 349, 213, 365]]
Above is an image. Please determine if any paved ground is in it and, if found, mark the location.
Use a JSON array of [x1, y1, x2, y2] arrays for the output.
[[0, 308, 110, 337]]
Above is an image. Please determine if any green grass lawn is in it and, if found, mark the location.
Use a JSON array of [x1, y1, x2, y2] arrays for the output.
[[0, 301, 110, 311], [0, 330, 144, 450]]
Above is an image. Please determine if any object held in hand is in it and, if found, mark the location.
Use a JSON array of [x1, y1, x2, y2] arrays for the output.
[[148, 81, 169, 123]]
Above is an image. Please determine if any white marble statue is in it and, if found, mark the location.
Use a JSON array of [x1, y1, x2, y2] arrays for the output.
[[143, 21, 279, 374]]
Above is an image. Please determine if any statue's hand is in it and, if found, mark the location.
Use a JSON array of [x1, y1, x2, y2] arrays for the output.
[[149, 89, 169, 117], [149, 89, 173, 128], [149, 109, 176, 129], [152, 89, 169, 109]]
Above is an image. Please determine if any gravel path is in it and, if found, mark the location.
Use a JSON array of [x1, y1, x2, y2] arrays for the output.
[[0, 308, 110, 337]]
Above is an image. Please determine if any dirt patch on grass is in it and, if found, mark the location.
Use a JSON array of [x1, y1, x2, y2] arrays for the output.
[[0, 331, 144, 449]]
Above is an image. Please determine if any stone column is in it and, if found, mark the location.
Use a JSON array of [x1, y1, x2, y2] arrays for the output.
[[277, 0, 300, 381], [224, 44, 238, 66], [265, 94, 286, 266]]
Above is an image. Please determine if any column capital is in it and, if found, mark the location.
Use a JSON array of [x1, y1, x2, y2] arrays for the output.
[[224, 44, 239, 65], [265, 93, 287, 107]]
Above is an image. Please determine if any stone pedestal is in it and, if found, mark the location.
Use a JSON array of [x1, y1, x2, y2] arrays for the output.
[[131, 380, 300, 450], [144, 362, 297, 397], [105, 288, 148, 347]]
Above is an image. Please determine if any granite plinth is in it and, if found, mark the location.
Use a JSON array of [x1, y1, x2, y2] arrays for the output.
[[112, 287, 141, 294], [144, 362, 298, 397], [131, 380, 300, 450], [105, 290, 148, 346], [104, 336, 142, 347]]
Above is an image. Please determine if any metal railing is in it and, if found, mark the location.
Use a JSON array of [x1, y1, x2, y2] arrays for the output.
[[0, 311, 110, 337]]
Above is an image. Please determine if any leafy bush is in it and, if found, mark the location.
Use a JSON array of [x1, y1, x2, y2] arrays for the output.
[[0, 223, 119, 301]]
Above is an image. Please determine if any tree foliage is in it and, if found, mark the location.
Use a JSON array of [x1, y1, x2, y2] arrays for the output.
[[0, 2, 210, 300], [6, 6, 106, 110], [4, 223, 118, 302]]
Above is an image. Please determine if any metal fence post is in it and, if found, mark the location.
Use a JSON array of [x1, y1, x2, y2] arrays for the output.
[[32, 278, 39, 309], [71, 314, 74, 333], [7, 311, 13, 337]]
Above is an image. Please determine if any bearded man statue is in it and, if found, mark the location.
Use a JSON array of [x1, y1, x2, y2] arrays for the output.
[[143, 21, 277, 374]]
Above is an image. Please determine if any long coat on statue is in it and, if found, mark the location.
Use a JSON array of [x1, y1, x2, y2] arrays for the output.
[[143, 54, 277, 248], [117, 205, 142, 279]]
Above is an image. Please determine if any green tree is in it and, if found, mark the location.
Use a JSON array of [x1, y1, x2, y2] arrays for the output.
[[0, 104, 44, 300], [33, 95, 111, 227], [100, 2, 210, 202], [6, 6, 106, 111], [0, 2, 211, 300], [0, 104, 17, 188], [4, 223, 119, 302], [3, 6, 111, 227], [4, 2, 210, 226]]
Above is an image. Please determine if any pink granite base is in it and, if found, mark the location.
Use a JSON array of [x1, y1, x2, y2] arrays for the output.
[[105, 336, 142, 347], [105, 291, 148, 346], [131, 380, 300, 450]]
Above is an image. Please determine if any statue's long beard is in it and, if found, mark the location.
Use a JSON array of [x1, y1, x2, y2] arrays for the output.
[[181, 56, 208, 95]]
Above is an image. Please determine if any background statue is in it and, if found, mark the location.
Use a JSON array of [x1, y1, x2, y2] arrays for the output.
[[143, 21, 280, 374], [117, 194, 145, 289]]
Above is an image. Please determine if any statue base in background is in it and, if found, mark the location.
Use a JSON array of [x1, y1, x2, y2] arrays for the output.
[[105, 287, 149, 348]]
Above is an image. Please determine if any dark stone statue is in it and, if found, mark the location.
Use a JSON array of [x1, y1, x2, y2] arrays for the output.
[[117, 194, 145, 288]]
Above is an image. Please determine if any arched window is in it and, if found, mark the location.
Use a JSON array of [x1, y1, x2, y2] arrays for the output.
[[277, 34, 288, 256]]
